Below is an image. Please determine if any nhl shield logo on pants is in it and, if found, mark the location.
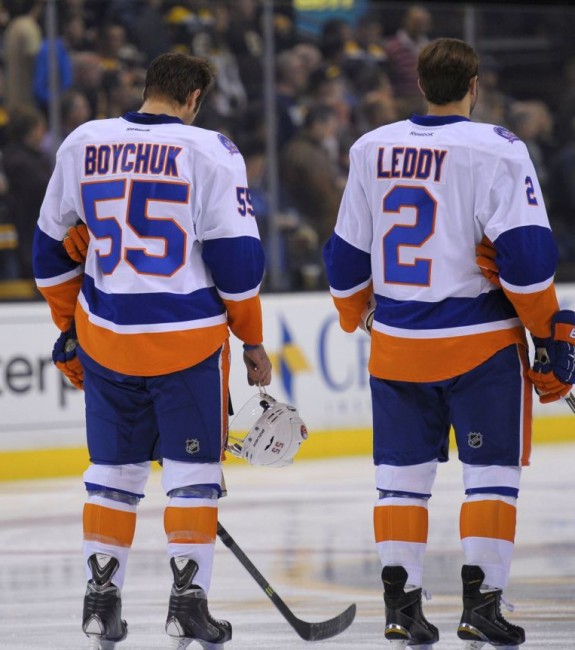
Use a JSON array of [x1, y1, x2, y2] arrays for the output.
[[468, 432, 483, 448], [185, 439, 200, 455]]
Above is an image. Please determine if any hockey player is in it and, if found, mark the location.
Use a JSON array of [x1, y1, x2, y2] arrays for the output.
[[33, 53, 272, 650], [323, 37, 575, 648]]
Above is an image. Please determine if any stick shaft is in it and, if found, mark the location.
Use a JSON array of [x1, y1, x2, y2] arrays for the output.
[[216, 521, 356, 641]]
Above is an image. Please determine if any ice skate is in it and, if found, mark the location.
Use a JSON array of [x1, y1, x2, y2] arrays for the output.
[[382, 565, 439, 648], [458, 565, 525, 649], [166, 557, 231, 649], [82, 554, 128, 650]]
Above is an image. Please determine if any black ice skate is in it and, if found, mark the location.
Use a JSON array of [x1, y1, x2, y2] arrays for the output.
[[458, 565, 526, 649], [382, 565, 439, 648], [82, 553, 128, 650], [166, 557, 232, 650]]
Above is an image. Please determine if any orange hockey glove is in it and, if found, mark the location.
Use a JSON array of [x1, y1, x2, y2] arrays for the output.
[[52, 324, 83, 390], [63, 223, 89, 263], [475, 235, 501, 287]]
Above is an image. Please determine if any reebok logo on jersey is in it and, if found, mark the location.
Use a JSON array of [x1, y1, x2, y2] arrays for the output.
[[410, 131, 433, 136]]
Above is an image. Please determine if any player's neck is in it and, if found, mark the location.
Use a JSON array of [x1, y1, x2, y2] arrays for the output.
[[426, 98, 471, 119], [138, 99, 186, 121], [427, 102, 471, 119]]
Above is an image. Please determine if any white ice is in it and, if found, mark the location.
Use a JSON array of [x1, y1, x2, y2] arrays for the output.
[[1, 444, 574, 649]]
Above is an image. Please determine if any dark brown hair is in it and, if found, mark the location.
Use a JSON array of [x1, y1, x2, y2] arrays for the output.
[[143, 53, 216, 106], [417, 38, 479, 105]]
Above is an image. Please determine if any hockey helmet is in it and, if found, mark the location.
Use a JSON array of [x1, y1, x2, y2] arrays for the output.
[[227, 391, 308, 467]]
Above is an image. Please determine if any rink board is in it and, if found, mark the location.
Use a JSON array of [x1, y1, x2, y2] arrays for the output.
[[0, 292, 574, 481], [0, 418, 572, 481]]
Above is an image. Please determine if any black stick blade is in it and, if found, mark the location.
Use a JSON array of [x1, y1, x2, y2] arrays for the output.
[[291, 603, 357, 641]]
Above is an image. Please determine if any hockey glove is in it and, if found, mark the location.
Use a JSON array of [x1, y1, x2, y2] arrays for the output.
[[475, 235, 501, 287], [52, 324, 84, 390], [527, 310, 575, 403], [63, 223, 89, 263]]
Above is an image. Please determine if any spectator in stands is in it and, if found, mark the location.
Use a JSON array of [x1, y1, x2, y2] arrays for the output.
[[133, 0, 171, 65], [60, 88, 90, 136], [190, 1, 247, 125], [0, 150, 19, 282], [308, 64, 356, 145], [33, 14, 74, 114], [227, 0, 264, 102], [358, 73, 399, 134], [548, 118, 575, 279], [292, 42, 323, 78], [384, 4, 431, 117], [70, 50, 105, 119], [319, 18, 352, 71], [275, 48, 309, 149], [2, 105, 51, 279], [2, 0, 43, 110], [508, 100, 555, 194], [349, 11, 388, 69], [58, 11, 92, 53], [471, 56, 513, 128], [556, 56, 575, 144], [280, 104, 344, 289]]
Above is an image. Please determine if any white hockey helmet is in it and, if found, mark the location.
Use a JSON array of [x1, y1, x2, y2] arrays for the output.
[[227, 391, 308, 467]]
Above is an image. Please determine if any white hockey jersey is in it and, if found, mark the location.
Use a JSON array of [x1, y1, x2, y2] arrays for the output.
[[34, 112, 265, 376], [324, 114, 559, 382]]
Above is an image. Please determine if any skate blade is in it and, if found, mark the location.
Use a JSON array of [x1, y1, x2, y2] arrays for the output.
[[168, 637, 192, 650], [100, 640, 120, 650], [388, 641, 409, 649], [99, 641, 118, 650], [462, 642, 485, 650], [167, 639, 224, 650], [86, 636, 116, 650]]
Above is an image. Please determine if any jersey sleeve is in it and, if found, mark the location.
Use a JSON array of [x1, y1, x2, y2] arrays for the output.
[[323, 142, 373, 332], [196, 147, 265, 345], [479, 151, 559, 337], [33, 149, 83, 332]]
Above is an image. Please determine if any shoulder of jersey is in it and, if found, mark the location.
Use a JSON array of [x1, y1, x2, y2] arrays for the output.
[[351, 118, 528, 158], [351, 121, 404, 149], [458, 120, 528, 154]]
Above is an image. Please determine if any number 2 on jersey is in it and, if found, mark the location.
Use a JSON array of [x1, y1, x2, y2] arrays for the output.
[[82, 179, 189, 276], [382, 185, 437, 286]]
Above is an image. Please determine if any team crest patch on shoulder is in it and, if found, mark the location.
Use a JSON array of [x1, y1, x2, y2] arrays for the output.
[[185, 439, 200, 455], [493, 126, 519, 143], [217, 133, 240, 155]]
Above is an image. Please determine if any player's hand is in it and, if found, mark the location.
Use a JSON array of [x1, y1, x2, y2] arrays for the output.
[[476, 235, 501, 287], [52, 325, 84, 390], [243, 344, 272, 387], [63, 223, 90, 263], [359, 294, 375, 335], [528, 310, 575, 403]]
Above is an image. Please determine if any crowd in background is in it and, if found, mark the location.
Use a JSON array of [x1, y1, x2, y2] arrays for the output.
[[0, 0, 574, 296]]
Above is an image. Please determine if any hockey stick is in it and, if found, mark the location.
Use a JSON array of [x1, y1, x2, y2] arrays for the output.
[[217, 522, 356, 641]]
